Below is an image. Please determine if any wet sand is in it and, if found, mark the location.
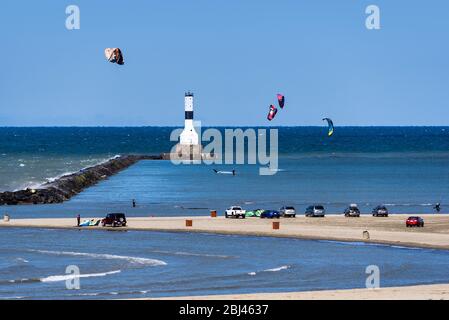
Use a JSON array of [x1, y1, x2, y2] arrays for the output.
[[2, 214, 449, 250]]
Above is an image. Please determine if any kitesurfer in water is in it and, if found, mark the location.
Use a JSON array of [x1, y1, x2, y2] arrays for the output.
[[213, 169, 236, 176]]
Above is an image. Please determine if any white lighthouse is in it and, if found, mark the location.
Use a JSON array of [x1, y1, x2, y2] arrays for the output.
[[172, 91, 203, 161], [179, 92, 199, 145]]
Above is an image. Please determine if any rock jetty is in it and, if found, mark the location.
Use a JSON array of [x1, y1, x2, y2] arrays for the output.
[[0, 155, 162, 205]]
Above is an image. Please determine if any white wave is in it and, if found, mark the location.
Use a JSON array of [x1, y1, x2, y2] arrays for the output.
[[19, 164, 25, 167], [29, 249, 167, 266], [264, 265, 290, 272], [40, 155, 123, 186], [15, 258, 29, 263], [248, 265, 290, 276], [389, 245, 423, 250], [41, 270, 121, 283], [151, 250, 232, 259], [383, 203, 433, 207]]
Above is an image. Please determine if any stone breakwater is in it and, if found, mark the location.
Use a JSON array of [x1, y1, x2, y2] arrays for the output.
[[0, 155, 162, 205]]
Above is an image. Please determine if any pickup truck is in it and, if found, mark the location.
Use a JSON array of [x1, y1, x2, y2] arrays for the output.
[[225, 206, 246, 219]]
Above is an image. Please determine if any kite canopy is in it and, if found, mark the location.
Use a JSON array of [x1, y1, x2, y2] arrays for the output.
[[104, 48, 124, 65], [322, 118, 334, 136], [267, 105, 278, 121], [277, 94, 285, 109]]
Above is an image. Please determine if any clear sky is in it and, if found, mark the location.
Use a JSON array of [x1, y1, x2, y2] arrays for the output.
[[1, 0, 448, 126]]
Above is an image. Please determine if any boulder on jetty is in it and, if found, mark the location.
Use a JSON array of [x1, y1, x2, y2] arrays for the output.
[[0, 155, 162, 206]]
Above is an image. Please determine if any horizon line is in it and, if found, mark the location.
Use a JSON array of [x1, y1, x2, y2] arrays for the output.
[[0, 125, 449, 128]]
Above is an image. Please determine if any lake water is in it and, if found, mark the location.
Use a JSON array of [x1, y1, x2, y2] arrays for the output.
[[1, 228, 449, 300]]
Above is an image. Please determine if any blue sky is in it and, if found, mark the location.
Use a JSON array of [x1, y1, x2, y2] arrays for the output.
[[0, 0, 448, 126]]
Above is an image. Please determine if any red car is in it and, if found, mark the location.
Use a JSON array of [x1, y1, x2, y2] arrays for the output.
[[406, 216, 424, 228]]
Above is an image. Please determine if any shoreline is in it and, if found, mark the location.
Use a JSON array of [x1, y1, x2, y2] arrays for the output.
[[0, 154, 163, 206], [3, 215, 449, 300], [2, 214, 449, 250], [147, 283, 449, 300]]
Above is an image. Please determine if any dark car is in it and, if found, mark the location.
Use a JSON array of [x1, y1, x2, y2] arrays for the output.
[[372, 205, 389, 217], [406, 216, 424, 228], [260, 210, 281, 219], [305, 205, 326, 217], [102, 213, 127, 227], [344, 204, 361, 217]]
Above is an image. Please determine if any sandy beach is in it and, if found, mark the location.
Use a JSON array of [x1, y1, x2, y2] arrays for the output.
[[149, 283, 449, 300], [2, 214, 449, 250]]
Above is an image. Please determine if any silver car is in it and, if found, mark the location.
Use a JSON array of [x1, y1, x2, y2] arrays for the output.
[[279, 206, 296, 218], [305, 205, 326, 217]]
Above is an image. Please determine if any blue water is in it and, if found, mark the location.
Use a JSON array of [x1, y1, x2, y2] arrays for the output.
[[1, 228, 449, 300], [2, 127, 449, 299], [1, 127, 449, 217]]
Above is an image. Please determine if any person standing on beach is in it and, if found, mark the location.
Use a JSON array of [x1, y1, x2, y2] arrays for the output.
[[76, 214, 80, 227], [434, 203, 441, 213]]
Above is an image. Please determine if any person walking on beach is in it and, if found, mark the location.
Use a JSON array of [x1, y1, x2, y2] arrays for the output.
[[76, 214, 81, 227]]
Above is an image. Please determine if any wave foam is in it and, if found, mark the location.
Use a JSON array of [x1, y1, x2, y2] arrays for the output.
[[264, 265, 290, 272], [151, 250, 233, 259], [41, 270, 121, 283], [248, 265, 290, 276], [29, 249, 167, 266]]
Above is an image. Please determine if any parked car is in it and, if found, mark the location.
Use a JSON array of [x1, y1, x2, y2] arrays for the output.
[[305, 205, 326, 217], [260, 210, 281, 219], [372, 205, 389, 217], [344, 204, 361, 217], [279, 206, 296, 218], [225, 206, 246, 219], [406, 216, 424, 228], [102, 213, 127, 227]]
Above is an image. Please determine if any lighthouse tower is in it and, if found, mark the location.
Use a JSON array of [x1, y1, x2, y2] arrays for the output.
[[174, 92, 202, 160], [179, 92, 199, 145]]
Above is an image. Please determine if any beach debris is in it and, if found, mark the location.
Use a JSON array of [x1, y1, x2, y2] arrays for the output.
[[104, 48, 124, 65], [322, 117, 334, 137], [267, 105, 278, 121], [363, 230, 370, 240], [277, 94, 285, 109]]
